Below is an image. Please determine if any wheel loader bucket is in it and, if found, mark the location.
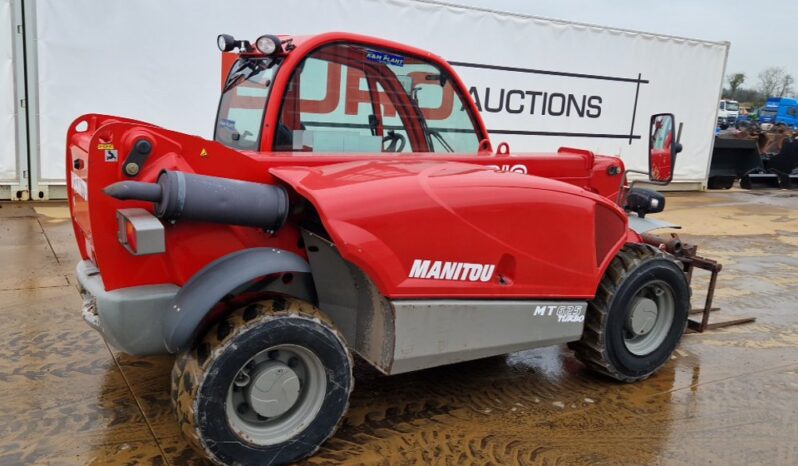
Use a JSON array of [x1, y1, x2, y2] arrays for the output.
[[739, 171, 781, 189], [762, 140, 798, 189], [708, 137, 779, 189]]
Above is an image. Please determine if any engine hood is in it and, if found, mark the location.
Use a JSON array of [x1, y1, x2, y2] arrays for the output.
[[271, 159, 628, 299]]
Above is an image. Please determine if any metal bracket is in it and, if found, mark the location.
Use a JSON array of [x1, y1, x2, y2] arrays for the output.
[[641, 232, 756, 333]]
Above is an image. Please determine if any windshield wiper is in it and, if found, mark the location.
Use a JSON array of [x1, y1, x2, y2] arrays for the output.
[[406, 86, 457, 153], [428, 129, 454, 152], [222, 58, 270, 93]]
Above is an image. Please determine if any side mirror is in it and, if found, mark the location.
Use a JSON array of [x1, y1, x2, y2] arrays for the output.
[[648, 113, 682, 184]]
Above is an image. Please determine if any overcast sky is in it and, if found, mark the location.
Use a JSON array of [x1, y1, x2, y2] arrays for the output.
[[450, 0, 798, 90]]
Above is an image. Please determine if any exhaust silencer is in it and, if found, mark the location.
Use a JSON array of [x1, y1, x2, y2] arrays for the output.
[[104, 171, 289, 230]]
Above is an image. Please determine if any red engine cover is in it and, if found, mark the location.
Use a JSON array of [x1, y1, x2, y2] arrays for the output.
[[67, 115, 629, 298], [271, 160, 627, 299]]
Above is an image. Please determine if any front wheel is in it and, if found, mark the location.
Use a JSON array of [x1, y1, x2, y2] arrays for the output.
[[571, 244, 690, 382], [172, 298, 353, 466]]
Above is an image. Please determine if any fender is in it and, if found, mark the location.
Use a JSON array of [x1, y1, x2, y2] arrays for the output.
[[627, 214, 681, 234], [163, 248, 311, 353]]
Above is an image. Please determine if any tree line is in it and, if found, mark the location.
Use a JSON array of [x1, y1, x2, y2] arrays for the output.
[[723, 67, 795, 106]]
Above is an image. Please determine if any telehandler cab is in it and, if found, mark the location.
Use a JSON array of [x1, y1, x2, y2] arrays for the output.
[[69, 32, 690, 465]]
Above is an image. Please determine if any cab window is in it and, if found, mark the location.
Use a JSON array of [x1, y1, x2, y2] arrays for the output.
[[215, 57, 279, 150], [274, 43, 481, 153]]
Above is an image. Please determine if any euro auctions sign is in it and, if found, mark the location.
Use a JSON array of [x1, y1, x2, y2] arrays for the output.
[[456, 61, 647, 144]]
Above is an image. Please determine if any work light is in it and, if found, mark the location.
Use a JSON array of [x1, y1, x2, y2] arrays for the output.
[[255, 35, 283, 55], [217, 34, 236, 52]]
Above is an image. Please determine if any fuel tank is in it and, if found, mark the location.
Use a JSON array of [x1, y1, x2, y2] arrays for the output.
[[271, 160, 628, 299]]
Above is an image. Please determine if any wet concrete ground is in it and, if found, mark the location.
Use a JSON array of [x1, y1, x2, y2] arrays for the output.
[[0, 190, 797, 465]]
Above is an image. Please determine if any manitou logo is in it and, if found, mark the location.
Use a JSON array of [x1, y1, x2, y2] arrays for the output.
[[486, 164, 528, 174], [533, 304, 586, 323], [409, 259, 496, 282]]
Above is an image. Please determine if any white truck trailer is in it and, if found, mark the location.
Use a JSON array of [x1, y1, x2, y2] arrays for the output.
[[2, 0, 730, 198]]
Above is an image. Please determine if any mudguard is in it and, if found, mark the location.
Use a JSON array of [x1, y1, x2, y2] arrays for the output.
[[163, 248, 311, 353], [627, 214, 681, 234], [271, 159, 628, 300]]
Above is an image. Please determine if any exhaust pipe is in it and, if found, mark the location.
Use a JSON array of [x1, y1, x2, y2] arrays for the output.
[[104, 171, 289, 231]]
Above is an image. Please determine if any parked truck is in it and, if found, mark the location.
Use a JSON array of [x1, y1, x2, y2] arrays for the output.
[[717, 99, 740, 129], [759, 97, 798, 130], [70, 32, 693, 466]]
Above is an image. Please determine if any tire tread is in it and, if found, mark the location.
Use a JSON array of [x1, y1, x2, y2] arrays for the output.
[[571, 244, 673, 383], [171, 298, 352, 465]]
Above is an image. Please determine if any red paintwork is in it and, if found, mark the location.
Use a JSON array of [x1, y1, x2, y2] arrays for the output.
[[67, 116, 628, 298], [67, 32, 640, 301], [271, 160, 626, 298]]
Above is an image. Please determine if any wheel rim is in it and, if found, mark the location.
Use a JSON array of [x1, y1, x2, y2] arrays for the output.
[[623, 280, 675, 356], [225, 344, 326, 446]]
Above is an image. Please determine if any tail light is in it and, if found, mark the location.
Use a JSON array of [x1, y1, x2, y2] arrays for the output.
[[116, 208, 165, 256]]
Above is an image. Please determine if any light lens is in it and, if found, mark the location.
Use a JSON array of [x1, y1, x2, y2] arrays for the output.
[[217, 34, 235, 52], [124, 218, 137, 253], [255, 36, 277, 54]]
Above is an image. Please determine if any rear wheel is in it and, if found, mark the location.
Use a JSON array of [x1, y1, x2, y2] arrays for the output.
[[571, 244, 690, 382], [172, 298, 353, 466]]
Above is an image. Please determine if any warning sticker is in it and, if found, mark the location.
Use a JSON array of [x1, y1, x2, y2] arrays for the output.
[[71, 175, 88, 200], [365, 50, 405, 67], [104, 150, 118, 162], [97, 143, 114, 150], [200, 148, 208, 158]]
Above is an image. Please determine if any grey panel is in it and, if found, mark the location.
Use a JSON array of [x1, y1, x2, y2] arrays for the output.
[[163, 248, 311, 353], [302, 231, 395, 373], [76, 260, 177, 355], [301, 231, 589, 375], [628, 213, 681, 234], [301, 232, 359, 342], [388, 300, 588, 374]]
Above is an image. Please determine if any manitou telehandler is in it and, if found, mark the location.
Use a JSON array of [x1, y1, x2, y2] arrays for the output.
[[69, 32, 692, 465]]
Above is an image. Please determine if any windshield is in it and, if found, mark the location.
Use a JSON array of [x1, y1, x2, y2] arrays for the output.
[[275, 43, 482, 154], [726, 102, 739, 111], [760, 109, 776, 118], [215, 58, 280, 150]]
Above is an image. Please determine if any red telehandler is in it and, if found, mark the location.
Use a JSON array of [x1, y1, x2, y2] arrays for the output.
[[69, 32, 693, 465]]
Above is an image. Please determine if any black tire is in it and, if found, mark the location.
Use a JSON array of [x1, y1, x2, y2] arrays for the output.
[[571, 244, 690, 382], [707, 176, 735, 190], [172, 298, 353, 466]]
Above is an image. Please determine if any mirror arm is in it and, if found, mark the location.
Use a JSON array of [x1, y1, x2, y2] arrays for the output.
[[673, 121, 684, 155]]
